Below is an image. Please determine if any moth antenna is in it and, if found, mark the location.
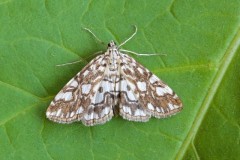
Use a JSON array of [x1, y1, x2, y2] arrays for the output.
[[83, 27, 105, 45], [120, 49, 167, 56], [118, 25, 138, 48], [56, 60, 83, 67]]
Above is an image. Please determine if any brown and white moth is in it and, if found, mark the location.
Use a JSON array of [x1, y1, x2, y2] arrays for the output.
[[46, 28, 183, 126]]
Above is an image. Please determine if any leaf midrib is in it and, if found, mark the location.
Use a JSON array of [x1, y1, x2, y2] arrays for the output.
[[175, 26, 240, 159]]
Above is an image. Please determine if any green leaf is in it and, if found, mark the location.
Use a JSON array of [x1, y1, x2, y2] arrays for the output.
[[0, 0, 239, 159]]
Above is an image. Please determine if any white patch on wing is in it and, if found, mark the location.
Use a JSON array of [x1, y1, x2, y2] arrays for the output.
[[101, 107, 110, 117], [54, 91, 73, 101], [161, 108, 165, 113], [137, 67, 144, 74], [92, 81, 111, 104], [94, 92, 104, 104], [174, 105, 180, 109], [50, 111, 56, 116], [164, 86, 173, 94], [66, 113, 70, 118], [84, 114, 91, 121], [168, 104, 174, 110], [76, 107, 84, 114], [120, 80, 137, 101], [56, 109, 62, 116], [55, 92, 64, 101], [70, 111, 75, 117], [115, 81, 120, 91], [83, 70, 89, 77], [123, 105, 131, 114], [63, 92, 73, 101], [149, 75, 159, 84], [94, 113, 99, 119], [134, 109, 146, 116], [46, 111, 50, 117], [156, 87, 164, 96], [128, 81, 136, 90], [137, 81, 146, 91], [156, 86, 173, 96], [90, 64, 96, 70], [82, 84, 92, 94], [126, 91, 136, 101], [147, 103, 154, 110], [98, 66, 105, 72], [71, 80, 78, 87]]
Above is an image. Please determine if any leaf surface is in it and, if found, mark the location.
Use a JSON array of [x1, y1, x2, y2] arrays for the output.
[[0, 0, 239, 159]]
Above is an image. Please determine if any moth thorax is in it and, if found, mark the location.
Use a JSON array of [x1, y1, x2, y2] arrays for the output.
[[109, 50, 119, 70]]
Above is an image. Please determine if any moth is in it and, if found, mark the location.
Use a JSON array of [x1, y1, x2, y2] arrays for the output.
[[46, 27, 183, 126]]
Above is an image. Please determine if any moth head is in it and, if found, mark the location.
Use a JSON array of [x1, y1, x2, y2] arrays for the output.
[[107, 40, 117, 48]]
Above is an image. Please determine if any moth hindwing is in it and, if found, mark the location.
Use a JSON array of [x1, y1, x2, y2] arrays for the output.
[[46, 41, 183, 126]]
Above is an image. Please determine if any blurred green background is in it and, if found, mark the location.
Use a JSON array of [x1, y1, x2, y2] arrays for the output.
[[0, 0, 239, 159]]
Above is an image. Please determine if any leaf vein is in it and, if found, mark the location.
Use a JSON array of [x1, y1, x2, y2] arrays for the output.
[[175, 25, 240, 159]]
